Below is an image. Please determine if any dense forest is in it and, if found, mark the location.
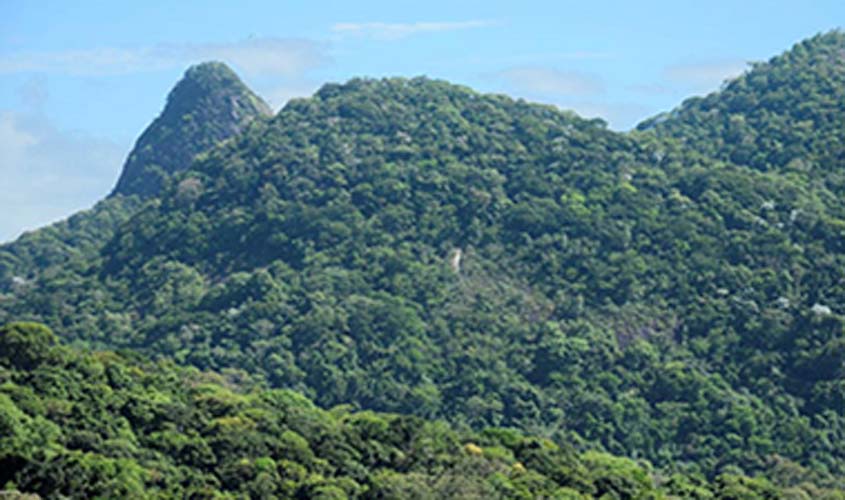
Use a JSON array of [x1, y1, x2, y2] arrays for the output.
[[1, 31, 844, 498], [9, 321, 833, 499]]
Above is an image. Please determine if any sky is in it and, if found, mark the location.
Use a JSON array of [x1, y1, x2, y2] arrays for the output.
[[0, 1, 843, 243]]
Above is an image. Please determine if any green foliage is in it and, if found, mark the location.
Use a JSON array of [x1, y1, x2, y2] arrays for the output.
[[0, 322, 57, 370], [2, 31, 845, 494], [0, 195, 140, 296], [7, 324, 825, 498]]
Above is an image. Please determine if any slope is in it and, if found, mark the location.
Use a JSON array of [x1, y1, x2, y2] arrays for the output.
[[638, 30, 845, 177], [110, 61, 272, 198]]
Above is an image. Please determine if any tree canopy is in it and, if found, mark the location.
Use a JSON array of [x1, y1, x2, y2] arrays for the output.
[[2, 31, 845, 496], [1, 322, 839, 499]]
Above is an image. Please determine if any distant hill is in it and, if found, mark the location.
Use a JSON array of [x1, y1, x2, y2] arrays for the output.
[[3, 32, 845, 490]]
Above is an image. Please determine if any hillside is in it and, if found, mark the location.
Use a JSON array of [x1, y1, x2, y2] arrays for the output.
[[0, 196, 140, 293], [2, 32, 845, 489]]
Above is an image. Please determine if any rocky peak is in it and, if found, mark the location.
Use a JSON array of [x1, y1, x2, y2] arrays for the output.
[[110, 61, 272, 198]]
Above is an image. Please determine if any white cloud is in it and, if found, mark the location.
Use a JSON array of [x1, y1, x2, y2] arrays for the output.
[[0, 39, 330, 242], [0, 113, 37, 166], [664, 60, 748, 89], [496, 66, 604, 97], [0, 109, 125, 242], [485, 67, 649, 129], [331, 20, 496, 40], [17, 75, 49, 108], [0, 37, 328, 77]]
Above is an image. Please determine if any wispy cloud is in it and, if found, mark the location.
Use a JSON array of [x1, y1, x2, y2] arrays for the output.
[[488, 67, 649, 129], [663, 60, 748, 88], [0, 37, 328, 77], [495, 66, 605, 97], [196, 39, 328, 76], [0, 77, 126, 242], [263, 82, 323, 109], [331, 20, 496, 40]]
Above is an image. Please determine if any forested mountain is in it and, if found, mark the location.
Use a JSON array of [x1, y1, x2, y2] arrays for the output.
[[0, 196, 140, 294], [2, 32, 845, 497]]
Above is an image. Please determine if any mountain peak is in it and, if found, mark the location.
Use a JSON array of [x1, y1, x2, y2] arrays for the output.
[[184, 60, 242, 80], [110, 61, 272, 198], [168, 61, 268, 110]]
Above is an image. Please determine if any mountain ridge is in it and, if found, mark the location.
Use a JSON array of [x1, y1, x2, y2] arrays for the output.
[[638, 30, 845, 175], [3, 31, 845, 494]]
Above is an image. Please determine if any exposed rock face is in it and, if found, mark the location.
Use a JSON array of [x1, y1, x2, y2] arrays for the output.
[[110, 62, 272, 198]]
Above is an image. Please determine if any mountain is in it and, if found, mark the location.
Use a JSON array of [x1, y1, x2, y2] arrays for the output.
[[111, 61, 272, 198], [3, 32, 845, 492]]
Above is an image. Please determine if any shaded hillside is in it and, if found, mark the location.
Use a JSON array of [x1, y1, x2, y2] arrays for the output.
[[3, 33, 845, 484]]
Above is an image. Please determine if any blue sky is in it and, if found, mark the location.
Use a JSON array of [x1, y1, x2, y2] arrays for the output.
[[0, 0, 843, 242]]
